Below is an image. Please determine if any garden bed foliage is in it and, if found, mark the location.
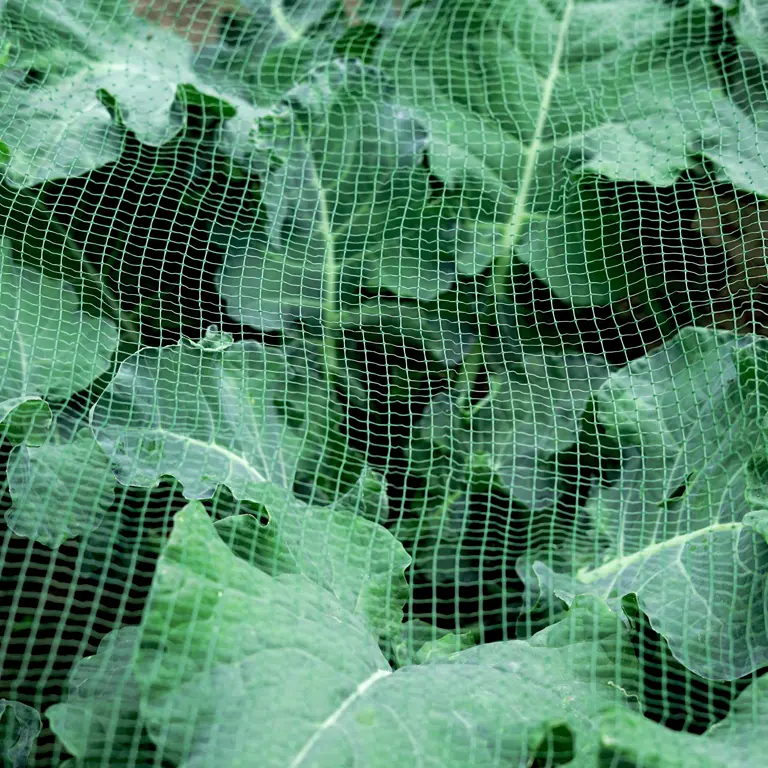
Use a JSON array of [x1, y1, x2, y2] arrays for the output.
[[1, 0, 768, 765]]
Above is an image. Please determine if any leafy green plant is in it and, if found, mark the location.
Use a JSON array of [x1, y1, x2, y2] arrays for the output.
[[2, 0, 768, 766]]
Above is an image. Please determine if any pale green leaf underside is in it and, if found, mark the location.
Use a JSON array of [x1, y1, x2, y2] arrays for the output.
[[0, 241, 118, 402], [6, 429, 116, 548], [89, 337, 311, 496], [535, 328, 768, 680], [0, 698, 42, 768]]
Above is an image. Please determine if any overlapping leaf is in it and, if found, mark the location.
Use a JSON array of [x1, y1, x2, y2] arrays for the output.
[[598, 675, 768, 767], [133, 500, 637, 768], [89, 331, 316, 496], [217, 62, 432, 331], [409, 350, 610, 511], [0, 0, 241, 186], [0, 240, 118, 436], [196, 0, 339, 107], [533, 328, 768, 679], [214, 468, 410, 642], [374, 0, 722, 305], [217, 59, 505, 329], [0, 396, 52, 445], [6, 427, 116, 548], [46, 627, 152, 767]]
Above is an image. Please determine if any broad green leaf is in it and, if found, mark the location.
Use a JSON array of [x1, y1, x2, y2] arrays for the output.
[[47, 628, 152, 766], [375, 0, 721, 305], [218, 64, 429, 330], [0, 699, 41, 768], [6, 428, 116, 548], [217, 225, 324, 333], [411, 351, 609, 511], [699, 81, 768, 198], [136, 501, 636, 767], [0, 239, 118, 402], [363, 196, 455, 302], [339, 285, 479, 371], [0, 0, 135, 58], [0, 396, 52, 445], [470, 351, 610, 509], [0, 77, 124, 188], [534, 328, 768, 679], [0, 0, 240, 186], [598, 675, 768, 767], [0, 188, 115, 322], [513, 180, 642, 307], [688, 0, 768, 198], [214, 467, 411, 642], [363, 180, 501, 301], [89, 333, 318, 496], [198, 0, 338, 106], [689, 8, 768, 196], [732, 0, 768, 64]]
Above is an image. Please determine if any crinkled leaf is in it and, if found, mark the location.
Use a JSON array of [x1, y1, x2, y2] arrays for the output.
[[6, 428, 115, 548], [534, 328, 768, 679], [218, 64, 429, 331], [90, 335, 329, 496], [0, 240, 118, 402], [411, 351, 609, 511], [598, 675, 768, 767], [0, 0, 240, 186], [412, 631, 477, 665], [374, 0, 721, 305], [47, 627, 153, 765], [0, 699, 41, 768], [136, 501, 636, 767], [214, 467, 410, 643]]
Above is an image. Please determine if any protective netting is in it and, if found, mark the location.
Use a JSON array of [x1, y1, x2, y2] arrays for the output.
[[1, 0, 768, 765]]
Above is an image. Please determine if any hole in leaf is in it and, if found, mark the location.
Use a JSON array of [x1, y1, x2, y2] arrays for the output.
[[530, 722, 575, 767]]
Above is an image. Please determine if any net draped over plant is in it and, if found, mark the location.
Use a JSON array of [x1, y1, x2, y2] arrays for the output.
[[1, 0, 768, 765]]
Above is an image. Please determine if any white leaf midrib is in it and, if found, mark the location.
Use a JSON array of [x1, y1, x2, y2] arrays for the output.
[[503, 0, 575, 250], [288, 668, 391, 767]]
